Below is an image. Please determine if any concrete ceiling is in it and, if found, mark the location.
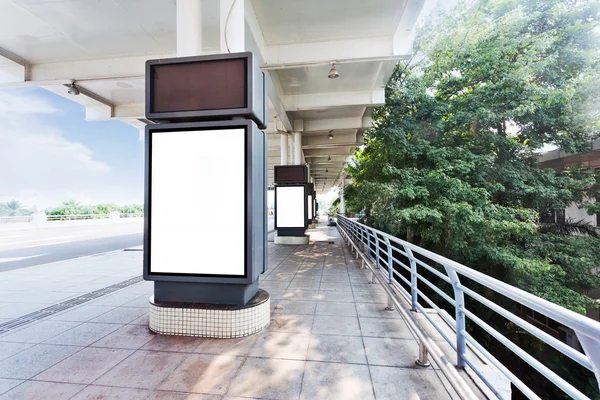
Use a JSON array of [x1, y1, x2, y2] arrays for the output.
[[0, 0, 429, 194]]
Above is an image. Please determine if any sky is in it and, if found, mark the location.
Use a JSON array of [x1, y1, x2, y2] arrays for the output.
[[0, 87, 144, 210]]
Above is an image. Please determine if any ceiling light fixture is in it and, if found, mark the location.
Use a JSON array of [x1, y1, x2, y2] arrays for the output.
[[328, 155, 331, 161], [68, 81, 80, 96], [328, 62, 339, 79], [328, 131, 334, 140], [326, 168, 329, 172]]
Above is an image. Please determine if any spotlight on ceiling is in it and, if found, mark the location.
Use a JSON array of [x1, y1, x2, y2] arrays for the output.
[[328, 62, 339, 79], [326, 168, 329, 173], [328, 131, 334, 140], [328, 155, 331, 161], [68, 81, 80, 96]]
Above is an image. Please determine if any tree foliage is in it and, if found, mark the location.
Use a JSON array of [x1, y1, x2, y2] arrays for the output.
[[0, 200, 36, 217], [346, 0, 600, 397], [45, 200, 143, 216]]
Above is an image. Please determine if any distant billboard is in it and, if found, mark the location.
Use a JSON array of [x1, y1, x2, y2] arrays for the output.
[[274, 165, 307, 184], [275, 186, 306, 228]]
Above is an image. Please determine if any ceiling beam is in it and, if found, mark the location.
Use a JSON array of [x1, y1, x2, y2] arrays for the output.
[[262, 37, 408, 69], [40, 84, 113, 121], [283, 89, 385, 111], [112, 103, 145, 120], [0, 54, 170, 87], [245, 0, 292, 132], [393, 0, 427, 55], [0, 48, 29, 84], [298, 117, 371, 132]]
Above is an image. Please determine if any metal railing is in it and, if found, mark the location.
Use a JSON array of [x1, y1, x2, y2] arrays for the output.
[[46, 214, 111, 221], [45, 213, 143, 221], [337, 215, 600, 400], [0, 213, 143, 224], [0, 216, 33, 223]]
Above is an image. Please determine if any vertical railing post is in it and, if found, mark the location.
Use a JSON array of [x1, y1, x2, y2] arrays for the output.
[[384, 238, 393, 284], [366, 230, 372, 259], [384, 237, 395, 311], [405, 247, 418, 312], [444, 266, 466, 368], [375, 234, 381, 270], [360, 226, 365, 251]]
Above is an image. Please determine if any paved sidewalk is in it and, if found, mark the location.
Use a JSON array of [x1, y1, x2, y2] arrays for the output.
[[0, 222, 458, 399]]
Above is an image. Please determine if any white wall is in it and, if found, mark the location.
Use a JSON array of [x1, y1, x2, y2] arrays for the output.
[[566, 199, 597, 227]]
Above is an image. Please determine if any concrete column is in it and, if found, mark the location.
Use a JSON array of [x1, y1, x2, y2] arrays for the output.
[[293, 132, 302, 164], [177, 0, 202, 57], [306, 163, 311, 182], [32, 212, 47, 228], [340, 179, 346, 215], [220, 0, 245, 53], [280, 134, 288, 165]]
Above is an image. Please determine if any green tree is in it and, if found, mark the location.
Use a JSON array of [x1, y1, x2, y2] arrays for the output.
[[347, 0, 600, 397], [0, 200, 36, 217]]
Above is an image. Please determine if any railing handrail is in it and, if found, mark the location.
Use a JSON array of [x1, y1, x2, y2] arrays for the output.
[[337, 214, 600, 400], [341, 216, 600, 342]]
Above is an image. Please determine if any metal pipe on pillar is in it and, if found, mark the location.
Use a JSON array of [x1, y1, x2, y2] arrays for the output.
[[220, 0, 245, 53]]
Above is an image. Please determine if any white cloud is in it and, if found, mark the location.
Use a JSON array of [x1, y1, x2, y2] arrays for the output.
[[0, 88, 60, 116], [0, 89, 113, 209]]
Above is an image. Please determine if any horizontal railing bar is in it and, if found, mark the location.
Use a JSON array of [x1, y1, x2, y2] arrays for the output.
[[390, 279, 413, 303], [338, 217, 600, 341], [462, 332, 538, 400], [337, 221, 479, 400], [461, 354, 508, 400], [463, 308, 589, 400], [391, 256, 411, 272], [339, 216, 600, 343], [416, 289, 457, 327], [414, 259, 453, 283], [417, 275, 457, 307], [392, 271, 412, 288], [460, 284, 592, 371], [414, 302, 458, 347]]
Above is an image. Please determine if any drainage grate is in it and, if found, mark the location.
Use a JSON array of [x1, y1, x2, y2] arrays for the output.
[[0, 275, 144, 335]]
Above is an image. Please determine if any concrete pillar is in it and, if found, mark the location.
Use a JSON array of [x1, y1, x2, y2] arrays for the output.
[[280, 135, 288, 165], [306, 163, 311, 182], [220, 0, 245, 53], [177, 0, 202, 57], [32, 212, 47, 228], [293, 132, 302, 164], [340, 179, 346, 215]]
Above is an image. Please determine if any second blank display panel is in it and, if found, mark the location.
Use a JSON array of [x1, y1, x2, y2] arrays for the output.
[[275, 186, 305, 228]]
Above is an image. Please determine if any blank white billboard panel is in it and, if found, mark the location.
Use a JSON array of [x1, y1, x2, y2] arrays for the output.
[[276, 186, 305, 228], [150, 129, 245, 276], [308, 195, 313, 220]]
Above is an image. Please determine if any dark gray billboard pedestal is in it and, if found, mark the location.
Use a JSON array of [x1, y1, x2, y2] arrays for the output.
[[144, 53, 270, 338]]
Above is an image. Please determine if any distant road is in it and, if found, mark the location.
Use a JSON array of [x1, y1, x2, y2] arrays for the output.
[[0, 222, 142, 272], [0, 216, 275, 272]]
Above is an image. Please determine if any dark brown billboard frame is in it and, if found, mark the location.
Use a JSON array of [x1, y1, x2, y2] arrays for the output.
[[146, 52, 266, 129]]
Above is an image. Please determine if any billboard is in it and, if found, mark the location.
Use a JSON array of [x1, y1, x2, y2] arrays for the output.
[[275, 186, 306, 228], [149, 128, 246, 277]]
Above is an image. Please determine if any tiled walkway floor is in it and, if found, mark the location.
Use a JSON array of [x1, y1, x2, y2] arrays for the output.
[[0, 221, 457, 399]]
